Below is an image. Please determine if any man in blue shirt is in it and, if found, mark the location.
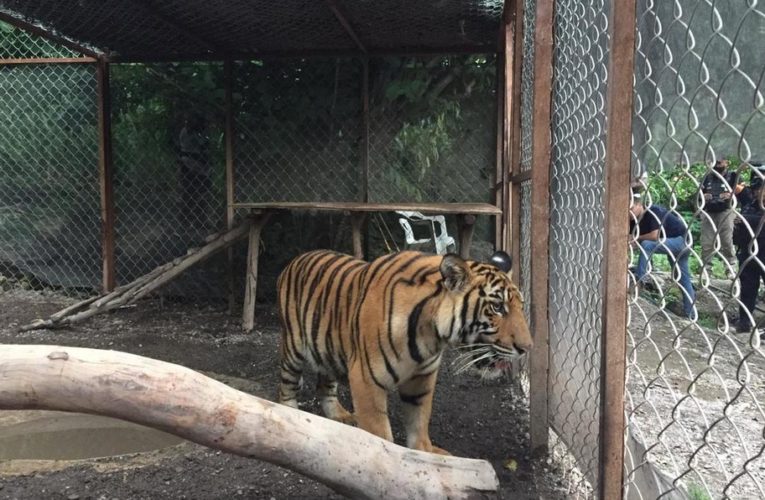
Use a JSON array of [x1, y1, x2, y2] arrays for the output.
[[630, 199, 697, 320]]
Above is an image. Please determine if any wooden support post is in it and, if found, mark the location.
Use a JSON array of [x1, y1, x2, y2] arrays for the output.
[[242, 212, 272, 332], [509, 0, 524, 276], [97, 58, 116, 293], [224, 59, 236, 313], [457, 214, 476, 260], [494, 42, 506, 250], [599, 0, 637, 497], [350, 212, 365, 260], [529, 0, 555, 456]]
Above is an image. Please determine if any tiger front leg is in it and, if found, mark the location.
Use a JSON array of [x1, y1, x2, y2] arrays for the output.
[[348, 362, 393, 442], [399, 372, 451, 455]]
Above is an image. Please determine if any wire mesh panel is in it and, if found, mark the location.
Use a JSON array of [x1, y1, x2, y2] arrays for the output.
[[626, 1, 765, 498], [368, 55, 497, 204], [111, 62, 226, 299], [233, 58, 362, 203], [519, 180, 532, 319], [0, 45, 100, 295], [519, 0, 536, 174], [546, 0, 610, 491], [0, 20, 80, 58]]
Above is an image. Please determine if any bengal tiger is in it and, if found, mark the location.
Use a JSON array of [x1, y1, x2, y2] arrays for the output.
[[276, 249, 532, 455]]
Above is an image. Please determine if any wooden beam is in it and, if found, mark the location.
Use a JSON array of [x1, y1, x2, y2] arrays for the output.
[[224, 59, 237, 313], [599, 0, 637, 497], [104, 45, 498, 64], [324, 0, 367, 54], [96, 58, 116, 293], [0, 56, 96, 65], [509, 0, 525, 278], [0, 12, 101, 58], [494, 39, 506, 250], [528, 0, 555, 456]]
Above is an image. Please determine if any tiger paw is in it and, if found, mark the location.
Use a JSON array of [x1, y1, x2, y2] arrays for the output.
[[337, 412, 357, 426], [430, 445, 452, 456]]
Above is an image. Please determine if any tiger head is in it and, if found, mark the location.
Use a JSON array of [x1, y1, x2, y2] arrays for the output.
[[438, 251, 533, 377]]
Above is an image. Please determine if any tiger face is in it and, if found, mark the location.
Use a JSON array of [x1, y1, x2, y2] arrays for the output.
[[439, 251, 533, 377]]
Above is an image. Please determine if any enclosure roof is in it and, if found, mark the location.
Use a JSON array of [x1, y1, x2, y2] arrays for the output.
[[0, 0, 504, 60]]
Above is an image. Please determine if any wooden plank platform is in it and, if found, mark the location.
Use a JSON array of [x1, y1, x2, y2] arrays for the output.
[[235, 201, 500, 332], [232, 201, 502, 216]]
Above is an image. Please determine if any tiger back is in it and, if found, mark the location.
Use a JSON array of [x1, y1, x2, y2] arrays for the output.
[[276, 249, 532, 455]]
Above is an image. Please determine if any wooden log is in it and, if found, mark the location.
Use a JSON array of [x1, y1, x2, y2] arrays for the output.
[[0, 345, 499, 499], [242, 213, 272, 332]]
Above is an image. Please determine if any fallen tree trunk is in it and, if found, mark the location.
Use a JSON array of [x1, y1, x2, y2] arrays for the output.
[[19, 221, 252, 332], [0, 345, 499, 499]]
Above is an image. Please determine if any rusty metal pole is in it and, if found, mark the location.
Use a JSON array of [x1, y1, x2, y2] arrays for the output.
[[528, 0, 555, 456], [599, 0, 638, 497], [96, 57, 116, 293]]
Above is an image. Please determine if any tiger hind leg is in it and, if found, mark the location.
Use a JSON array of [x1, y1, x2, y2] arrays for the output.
[[317, 373, 355, 425], [278, 353, 304, 409]]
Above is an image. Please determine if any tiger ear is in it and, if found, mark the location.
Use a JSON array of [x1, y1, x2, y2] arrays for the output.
[[489, 251, 512, 274], [440, 253, 470, 292]]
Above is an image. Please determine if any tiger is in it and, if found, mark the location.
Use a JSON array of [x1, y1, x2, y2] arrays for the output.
[[276, 249, 532, 455]]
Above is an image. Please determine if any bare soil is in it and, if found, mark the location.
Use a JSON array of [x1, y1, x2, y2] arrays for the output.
[[0, 290, 569, 500]]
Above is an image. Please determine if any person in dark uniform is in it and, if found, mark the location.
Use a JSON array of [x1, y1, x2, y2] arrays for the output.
[[178, 113, 211, 224], [733, 167, 765, 333], [699, 158, 743, 276], [630, 198, 697, 320]]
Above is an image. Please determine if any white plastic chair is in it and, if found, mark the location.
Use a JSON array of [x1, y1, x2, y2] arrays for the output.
[[396, 211, 456, 255]]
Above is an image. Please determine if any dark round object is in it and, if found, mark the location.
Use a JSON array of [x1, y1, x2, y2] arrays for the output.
[[489, 251, 513, 273]]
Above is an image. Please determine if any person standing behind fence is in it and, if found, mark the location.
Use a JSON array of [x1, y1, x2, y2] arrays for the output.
[[699, 158, 743, 278], [732, 168, 765, 335], [630, 199, 697, 320], [178, 113, 212, 226]]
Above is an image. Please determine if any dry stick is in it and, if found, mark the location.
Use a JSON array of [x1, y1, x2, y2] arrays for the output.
[[19, 222, 252, 332], [0, 345, 499, 500]]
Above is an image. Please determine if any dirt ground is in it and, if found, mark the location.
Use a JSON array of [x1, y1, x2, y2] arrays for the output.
[[0, 290, 572, 500]]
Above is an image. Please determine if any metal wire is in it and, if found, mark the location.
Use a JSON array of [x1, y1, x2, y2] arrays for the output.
[[0, 58, 100, 295], [1, 0, 505, 58], [0, 19, 500, 302], [233, 58, 362, 203], [625, 1, 765, 498], [111, 62, 227, 299], [543, 0, 611, 492], [367, 55, 497, 204]]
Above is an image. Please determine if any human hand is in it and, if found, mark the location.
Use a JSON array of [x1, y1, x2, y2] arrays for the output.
[[720, 192, 732, 200], [704, 193, 712, 201]]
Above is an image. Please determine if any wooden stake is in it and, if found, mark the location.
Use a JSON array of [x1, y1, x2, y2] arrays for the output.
[[242, 212, 272, 332]]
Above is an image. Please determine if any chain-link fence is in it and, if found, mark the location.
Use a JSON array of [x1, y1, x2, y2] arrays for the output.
[[0, 19, 501, 302], [625, 1, 765, 498], [0, 23, 99, 296]]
